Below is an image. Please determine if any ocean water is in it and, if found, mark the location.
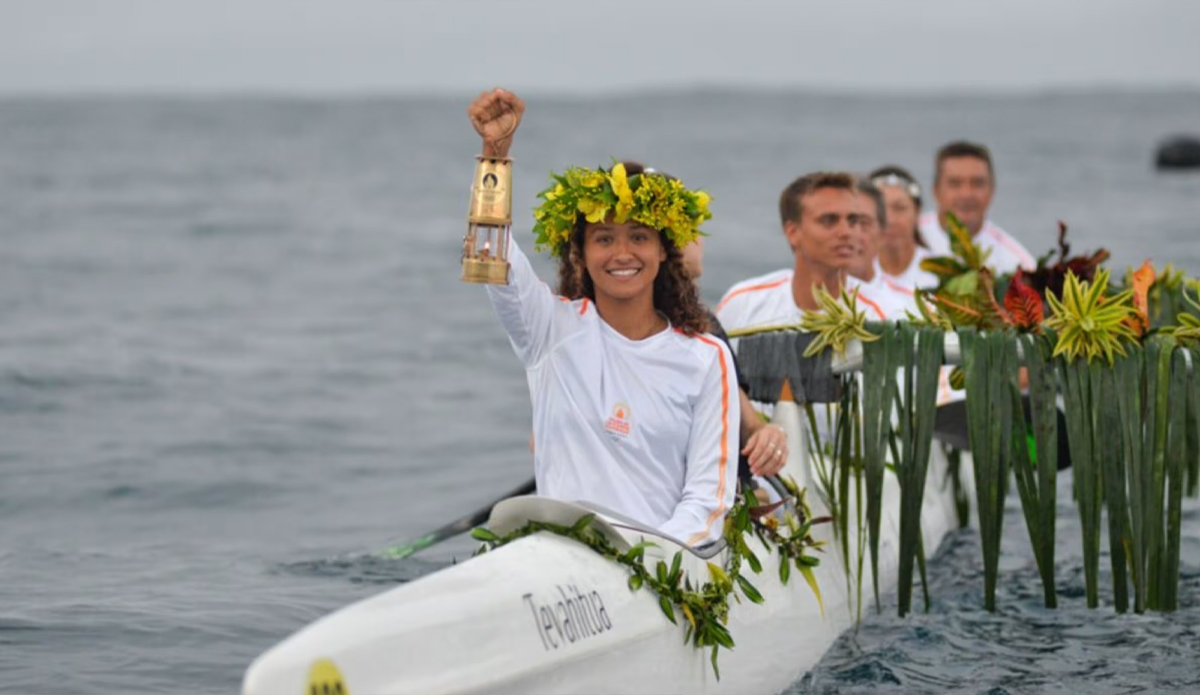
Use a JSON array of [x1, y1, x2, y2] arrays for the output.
[[1, 91, 1199, 694], [792, 474, 1200, 695]]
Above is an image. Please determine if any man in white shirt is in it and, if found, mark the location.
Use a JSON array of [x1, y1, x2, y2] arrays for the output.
[[918, 141, 1036, 276], [717, 171, 883, 449], [716, 171, 895, 332]]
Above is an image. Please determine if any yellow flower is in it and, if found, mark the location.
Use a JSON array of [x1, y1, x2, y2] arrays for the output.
[[577, 197, 610, 223], [544, 183, 564, 201], [581, 172, 605, 188], [609, 163, 634, 222]]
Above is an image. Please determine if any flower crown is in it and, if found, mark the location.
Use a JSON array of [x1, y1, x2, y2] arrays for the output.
[[531, 162, 712, 258]]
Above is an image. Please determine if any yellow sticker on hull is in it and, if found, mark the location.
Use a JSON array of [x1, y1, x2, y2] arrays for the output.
[[307, 658, 349, 695]]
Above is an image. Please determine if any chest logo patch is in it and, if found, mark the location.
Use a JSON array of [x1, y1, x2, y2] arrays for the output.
[[604, 402, 632, 438]]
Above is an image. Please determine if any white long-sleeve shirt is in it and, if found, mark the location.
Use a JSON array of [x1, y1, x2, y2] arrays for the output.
[[713, 269, 902, 442], [877, 247, 940, 292], [714, 268, 903, 330], [848, 273, 918, 321], [486, 239, 739, 547]]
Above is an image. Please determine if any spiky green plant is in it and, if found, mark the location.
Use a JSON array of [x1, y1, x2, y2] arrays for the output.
[[799, 285, 880, 357], [1160, 283, 1200, 347], [959, 328, 1015, 612], [1115, 345, 1149, 613], [907, 290, 954, 330], [894, 326, 944, 617], [1010, 333, 1059, 608], [1059, 356, 1103, 608], [797, 284, 878, 621], [1045, 268, 1138, 364], [859, 323, 898, 614]]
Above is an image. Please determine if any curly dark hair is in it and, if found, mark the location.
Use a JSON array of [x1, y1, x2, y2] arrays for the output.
[[554, 161, 708, 336]]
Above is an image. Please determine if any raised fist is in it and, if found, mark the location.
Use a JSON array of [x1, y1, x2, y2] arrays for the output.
[[467, 88, 525, 158]]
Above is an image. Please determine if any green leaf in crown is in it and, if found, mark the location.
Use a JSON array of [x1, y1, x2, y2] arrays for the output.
[[531, 162, 712, 258]]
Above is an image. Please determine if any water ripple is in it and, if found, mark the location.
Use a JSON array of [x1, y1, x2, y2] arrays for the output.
[[790, 477, 1200, 695], [3, 94, 1200, 695], [277, 554, 441, 585]]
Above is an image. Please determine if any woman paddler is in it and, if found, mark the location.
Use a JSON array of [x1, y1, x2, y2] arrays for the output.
[[557, 160, 791, 483], [467, 88, 739, 548]]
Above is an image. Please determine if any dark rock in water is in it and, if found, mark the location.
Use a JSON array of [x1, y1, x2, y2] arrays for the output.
[[1156, 135, 1200, 170]]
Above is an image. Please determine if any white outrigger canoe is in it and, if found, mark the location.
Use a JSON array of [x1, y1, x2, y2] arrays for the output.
[[242, 398, 974, 695]]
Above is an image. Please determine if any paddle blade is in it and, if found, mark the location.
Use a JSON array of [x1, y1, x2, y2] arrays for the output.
[[379, 533, 438, 559]]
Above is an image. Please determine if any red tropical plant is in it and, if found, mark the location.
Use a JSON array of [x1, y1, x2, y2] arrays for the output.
[[1022, 221, 1110, 303], [1004, 269, 1044, 333]]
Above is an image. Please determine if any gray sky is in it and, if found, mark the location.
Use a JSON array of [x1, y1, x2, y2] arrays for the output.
[[1, 0, 1198, 94]]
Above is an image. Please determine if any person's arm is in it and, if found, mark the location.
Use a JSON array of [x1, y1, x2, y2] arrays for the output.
[[466, 89, 559, 367], [661, 341, 740, 547], [485, 237, 560, 366], [705, 310, 789, 477]]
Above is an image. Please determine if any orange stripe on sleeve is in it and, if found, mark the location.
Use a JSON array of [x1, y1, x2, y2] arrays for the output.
[[857, 294, 887, 320], [687, 333, 730, 546], [578, 298, 590, 315], [714, 277, 789, 313], [883, 278, 914, 297]]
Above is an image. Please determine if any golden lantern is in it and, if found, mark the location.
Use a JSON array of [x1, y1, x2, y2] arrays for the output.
[[461, 155, 512, 284]]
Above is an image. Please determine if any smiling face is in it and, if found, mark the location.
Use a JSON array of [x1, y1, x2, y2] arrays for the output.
[[583, 221, 667, 304], [933, 155, 994, 235], [784, 187, 860, 274]]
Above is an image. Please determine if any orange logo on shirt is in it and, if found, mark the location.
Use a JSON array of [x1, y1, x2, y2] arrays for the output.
[[604, 402, 632, 438]]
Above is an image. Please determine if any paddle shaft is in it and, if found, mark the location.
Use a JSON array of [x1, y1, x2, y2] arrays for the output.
[[382, 474, 798, 560], [380, 477, 537, 559]]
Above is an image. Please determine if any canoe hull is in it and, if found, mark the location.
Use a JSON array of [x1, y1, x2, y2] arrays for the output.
[[243, 402, 973, 695]]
